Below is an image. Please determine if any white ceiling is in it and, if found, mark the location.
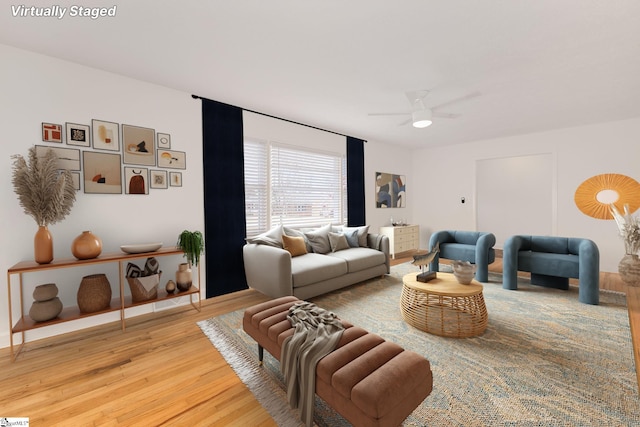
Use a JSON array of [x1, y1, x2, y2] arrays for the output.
[[2, 1, 640, 148]]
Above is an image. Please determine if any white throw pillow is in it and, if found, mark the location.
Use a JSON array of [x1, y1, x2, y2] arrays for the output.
[[245, 225, 283, 248]]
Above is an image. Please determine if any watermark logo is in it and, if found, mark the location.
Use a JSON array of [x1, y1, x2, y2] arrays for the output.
[[11, 5, 117, 20], [0, 418, 30, 427]]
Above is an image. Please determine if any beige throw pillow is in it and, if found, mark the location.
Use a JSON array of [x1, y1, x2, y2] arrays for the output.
[[282, 235, 308, 257], [328, 232, 350, 252]]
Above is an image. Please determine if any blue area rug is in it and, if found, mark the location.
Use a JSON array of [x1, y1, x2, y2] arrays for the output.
[[198, 263, 639, 426]]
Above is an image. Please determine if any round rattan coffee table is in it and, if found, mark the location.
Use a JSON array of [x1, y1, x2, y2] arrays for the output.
[[401, 272, 488, 338]]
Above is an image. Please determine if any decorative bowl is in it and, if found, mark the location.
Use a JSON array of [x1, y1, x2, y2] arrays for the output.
[[120, 242, 163, 254], [452, 260, 476, 285]]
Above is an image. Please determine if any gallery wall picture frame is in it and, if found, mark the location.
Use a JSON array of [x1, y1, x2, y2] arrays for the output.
[[124, 167, 149, 195], [70, 171, 81, 190], [157, 133, 171, 149], [42, 122, 63, 143], [169, 171, 182, 187], [35, 145, 81, 171], [157, 149, 186, 169], [92, 119, 120, 151], [150, 169, 168, 189], [122, 124, 156, 166], [83, 151, 122, 194], [375, 171, 406, 208], [65, 123, 91, 147]]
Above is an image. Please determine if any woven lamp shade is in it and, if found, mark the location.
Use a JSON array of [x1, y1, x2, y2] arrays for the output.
[[574, 173, 640, 220]]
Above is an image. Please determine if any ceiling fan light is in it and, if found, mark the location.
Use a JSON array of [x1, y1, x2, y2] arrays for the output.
[[412, 109, 432, 128]]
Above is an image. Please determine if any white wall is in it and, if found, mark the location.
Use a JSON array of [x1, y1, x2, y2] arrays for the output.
[[364, 140, 416, 236], [412, 117, 640, 273], [1, 44, 204, 349]]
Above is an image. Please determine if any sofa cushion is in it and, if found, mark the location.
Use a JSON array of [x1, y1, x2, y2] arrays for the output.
[[327, 248, 386, 273], [439, 243, 476, 263], [283, 227, 313, 253], [282, 235, 308, 257], [531, 236, 569, 254], [291, 253, 348, 287], [518, 251, 580, 278], [246, 225, 283, 248], [346, 225, 370, 247], [304, 224, 332, 254], [451, 231, 481, 245], [329, 232, 350, 252], [342, 228, 359, 248]]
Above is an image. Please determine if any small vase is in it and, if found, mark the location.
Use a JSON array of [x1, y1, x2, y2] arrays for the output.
[[34, 225, 53, 264], [176, 263, 192, 292], [71, 231, 103, 260], [619, 254, 640, 287]]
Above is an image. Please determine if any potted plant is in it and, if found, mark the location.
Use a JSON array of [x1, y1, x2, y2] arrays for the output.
[[176, 230, 204, 266], [175, 230, 204, 292], [11, 146, 76, 264]]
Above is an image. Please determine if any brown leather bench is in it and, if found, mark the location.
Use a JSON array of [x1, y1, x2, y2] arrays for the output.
[[243, 296, 433, 427]]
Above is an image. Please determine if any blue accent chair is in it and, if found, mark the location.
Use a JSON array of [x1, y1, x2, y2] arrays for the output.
[[503, 235, 600, 305], [429, 230, 496, 282]]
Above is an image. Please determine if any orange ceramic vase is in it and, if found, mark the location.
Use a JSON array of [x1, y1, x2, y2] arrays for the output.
[[34, 225, 53, 264], [71, 231, 103, 260]]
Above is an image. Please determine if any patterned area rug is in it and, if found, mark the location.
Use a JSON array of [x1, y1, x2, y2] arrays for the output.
[[198, 263, 640, 426]]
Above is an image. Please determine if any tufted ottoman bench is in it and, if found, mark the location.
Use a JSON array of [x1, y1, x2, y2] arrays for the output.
[[243, 296, 433, 427]]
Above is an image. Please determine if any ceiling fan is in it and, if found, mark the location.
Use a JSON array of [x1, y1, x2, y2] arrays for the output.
[[368, 90, 481, 128]]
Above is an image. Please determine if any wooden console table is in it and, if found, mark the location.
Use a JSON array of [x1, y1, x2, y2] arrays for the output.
[[627, 285, 640, 392], [6, 246, 201, 361]]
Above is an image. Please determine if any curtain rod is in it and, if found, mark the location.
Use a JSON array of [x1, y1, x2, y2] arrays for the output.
[[191, 94, 367, 142]]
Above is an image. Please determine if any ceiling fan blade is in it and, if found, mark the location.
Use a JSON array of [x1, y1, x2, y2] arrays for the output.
[[431, 91, 481, 111], [367, 112, 411, 117], [432, 111, 460, 119], [397, 118, 412, 126]]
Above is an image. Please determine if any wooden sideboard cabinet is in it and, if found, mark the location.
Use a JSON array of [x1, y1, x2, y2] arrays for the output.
[[379, 225, 420, 259], [6, 246, 201, 361]]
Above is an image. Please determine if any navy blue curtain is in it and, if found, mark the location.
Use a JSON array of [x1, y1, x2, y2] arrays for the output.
[[201, 98, 248, 297], [346, 136, 366, 226]]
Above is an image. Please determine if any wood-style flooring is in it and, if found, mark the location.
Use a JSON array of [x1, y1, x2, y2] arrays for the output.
[[1, 251, 634, 425]]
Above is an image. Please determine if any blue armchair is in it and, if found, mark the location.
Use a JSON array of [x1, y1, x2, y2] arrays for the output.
[[503, 235, 600, 305], [428, 230, 496, 282]]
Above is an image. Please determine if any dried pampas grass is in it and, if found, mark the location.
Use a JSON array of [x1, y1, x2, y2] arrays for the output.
[[11, 146, 76, 227]]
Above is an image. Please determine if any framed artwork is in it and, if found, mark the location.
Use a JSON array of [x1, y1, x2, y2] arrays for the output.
[[92, 119, 120, 151], [65, 123, 91, 147], [35, 145, 81, 171], [150, 170, 168, 189], [157, 149, 186, 169], [70, 171, 81, 190], [124, 167, 149, 194], [157, 133, 171, 149], [375, 172, 406, 208], [169, 171, 182, 187], [42, 123, 63, 143], [83, 151, 122, 194], [122, 124, 156, 166]]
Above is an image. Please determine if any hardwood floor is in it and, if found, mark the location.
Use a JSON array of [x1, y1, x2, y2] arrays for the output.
[[0, 289, 275, 426], [1, 253, 630, 426]]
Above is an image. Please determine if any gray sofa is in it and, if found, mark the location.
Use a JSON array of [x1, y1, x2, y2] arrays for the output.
[[428, 230, 496, 282], [503, 235, 600, 305], [243, 224, 390, 300]]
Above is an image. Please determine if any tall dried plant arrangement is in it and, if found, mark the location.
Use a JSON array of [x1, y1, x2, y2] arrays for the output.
[[11, 146, 77, 227]]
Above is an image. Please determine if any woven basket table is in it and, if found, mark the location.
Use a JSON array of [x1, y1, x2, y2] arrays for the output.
[[401, 272, 488, 338]]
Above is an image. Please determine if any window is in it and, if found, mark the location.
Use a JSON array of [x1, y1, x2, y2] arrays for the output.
[[244, 138, 346, 236]]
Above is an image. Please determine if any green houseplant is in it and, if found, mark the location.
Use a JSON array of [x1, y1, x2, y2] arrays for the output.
[[11, 146, 76, 263], [176, 230, 204, 266]]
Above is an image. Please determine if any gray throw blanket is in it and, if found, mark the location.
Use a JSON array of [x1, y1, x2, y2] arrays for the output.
[[281, 301, 345, 427]]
